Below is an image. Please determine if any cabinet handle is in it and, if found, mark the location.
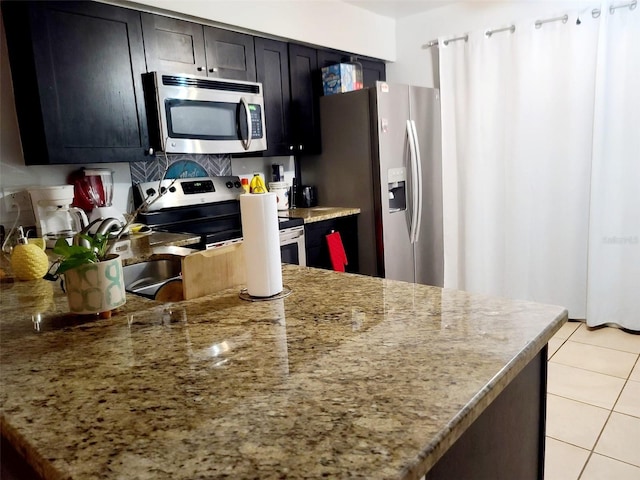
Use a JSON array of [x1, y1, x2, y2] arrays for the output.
[[299, 144, 303, 151], [197, 66, 205, 72], [289, 145, 294, 151], [146, 147, 154, 156], [209, 67, 218, 73]]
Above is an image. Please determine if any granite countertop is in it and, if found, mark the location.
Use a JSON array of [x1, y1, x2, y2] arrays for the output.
[[281, 206, 361, 224], [0, 262, 566, 480], [110, 231, 200, 266], [36, 231, 201, 268]]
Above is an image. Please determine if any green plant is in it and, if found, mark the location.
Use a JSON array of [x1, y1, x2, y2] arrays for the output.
[[50, 234, 110, 277]]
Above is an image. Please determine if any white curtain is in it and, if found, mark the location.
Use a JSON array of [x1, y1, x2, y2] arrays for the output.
[[586, 6, 640, 330], [439, 10, 600, 318]]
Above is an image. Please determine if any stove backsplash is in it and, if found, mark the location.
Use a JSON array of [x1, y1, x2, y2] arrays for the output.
[[129, 153, 232, 184]]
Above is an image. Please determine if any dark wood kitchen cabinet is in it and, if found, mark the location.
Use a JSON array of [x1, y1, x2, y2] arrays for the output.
[[317, 49, 386, 88], [254, 41, 323, 156], [141, 13, 207, 76], [204, 27, 256, 81], [305, 216, 359, 273], [142, 13, 256, 81], [1, 1, 150, 165], [255, 38, 291, 156], [288, 43, 322, 155]]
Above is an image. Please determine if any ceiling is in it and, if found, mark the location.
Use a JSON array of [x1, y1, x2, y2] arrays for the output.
[[342, 0, 454, 19]]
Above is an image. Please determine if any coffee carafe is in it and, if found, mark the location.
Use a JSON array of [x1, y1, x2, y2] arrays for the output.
[[28, 185, 89, 248]]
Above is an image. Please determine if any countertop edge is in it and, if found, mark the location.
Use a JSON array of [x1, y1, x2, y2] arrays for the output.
[[1, 417, 64, 480], [406, 308, 568, 479], [283, 207, 361, 224]]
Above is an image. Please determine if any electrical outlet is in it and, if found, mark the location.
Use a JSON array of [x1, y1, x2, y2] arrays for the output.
[[3, 189, 32, 214]]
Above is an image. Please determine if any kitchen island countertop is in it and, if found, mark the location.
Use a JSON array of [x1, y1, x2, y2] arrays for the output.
[[0, 264, 566, 479]]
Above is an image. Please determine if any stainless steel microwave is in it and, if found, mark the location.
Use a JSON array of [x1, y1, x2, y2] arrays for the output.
[[142, 72, 267, 155]]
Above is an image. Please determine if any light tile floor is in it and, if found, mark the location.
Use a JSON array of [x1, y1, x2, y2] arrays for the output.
[[545, 321, 640, 480]]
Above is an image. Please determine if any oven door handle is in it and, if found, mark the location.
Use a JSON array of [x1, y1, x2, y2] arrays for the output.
[[240, 97, 252, 151], [279, 228, 304, 243]]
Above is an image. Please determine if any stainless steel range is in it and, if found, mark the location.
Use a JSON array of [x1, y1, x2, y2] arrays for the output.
[[133, 176, 306, 266]]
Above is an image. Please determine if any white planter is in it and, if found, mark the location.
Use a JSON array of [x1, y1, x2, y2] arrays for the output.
[[63, 255, 126, 314]]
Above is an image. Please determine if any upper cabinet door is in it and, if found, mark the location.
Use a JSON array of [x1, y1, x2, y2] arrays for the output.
[[288, 43, 320, 155], [317, 48, 386, 88], [255, 38, 291, 156], [317, 49, 344, 70], [141, 13, 207, 76], [203, 27, 256, 81], [2, 1, 149, 164], [360, 59, 386, 88]]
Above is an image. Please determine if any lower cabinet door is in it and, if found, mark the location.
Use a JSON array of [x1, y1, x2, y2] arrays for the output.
[[304, 217, 359, 273]]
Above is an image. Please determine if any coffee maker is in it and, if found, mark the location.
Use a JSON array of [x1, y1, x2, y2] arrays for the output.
[[28, 185, 89, 248]]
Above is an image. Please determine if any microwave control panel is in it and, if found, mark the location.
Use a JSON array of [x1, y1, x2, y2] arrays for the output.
[[250, 105, 263, 139]]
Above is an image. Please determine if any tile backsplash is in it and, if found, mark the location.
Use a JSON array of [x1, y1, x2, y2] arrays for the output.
[[129, 153, 232, 184]]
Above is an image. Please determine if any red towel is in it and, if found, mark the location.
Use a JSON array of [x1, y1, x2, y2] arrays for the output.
[[326, 231, 348, 272]]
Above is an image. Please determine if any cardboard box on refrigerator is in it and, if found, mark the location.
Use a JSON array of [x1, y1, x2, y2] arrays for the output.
[[321, 63, 358, 95]]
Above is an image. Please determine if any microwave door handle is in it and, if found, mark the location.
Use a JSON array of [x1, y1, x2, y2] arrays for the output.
[[240, 97, 252, 151]]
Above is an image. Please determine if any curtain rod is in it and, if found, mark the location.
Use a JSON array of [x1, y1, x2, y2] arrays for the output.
[[422, 40, 439, 49], [609, 0, 637, 13], [421, 34, 468, 49], [485, 25, 515, 37], [535, 14, 568, 29], [422, 0, 637, 49]]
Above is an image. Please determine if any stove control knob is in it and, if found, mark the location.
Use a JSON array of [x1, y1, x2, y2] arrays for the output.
[[160, 187, 167, 194], [234, 181, 241, 188], [169, 186, 177, 193], [145, 188, 156, 197], [225, 181, 233, 189]]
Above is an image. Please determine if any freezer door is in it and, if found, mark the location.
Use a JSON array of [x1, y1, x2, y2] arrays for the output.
[[375, 82, 416, 283], [411, 86, 444, 287]]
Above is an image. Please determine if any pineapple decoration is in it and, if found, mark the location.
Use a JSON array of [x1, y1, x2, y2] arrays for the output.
[[10, 227, 49, 281]]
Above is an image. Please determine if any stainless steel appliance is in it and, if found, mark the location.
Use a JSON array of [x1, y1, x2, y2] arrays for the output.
[[133, 176, 305, 266], [142, 72, 267, 154], [304, 82, 443, 286]]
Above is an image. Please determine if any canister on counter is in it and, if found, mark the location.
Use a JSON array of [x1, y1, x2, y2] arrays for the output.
[[268, 182, 290, 210]]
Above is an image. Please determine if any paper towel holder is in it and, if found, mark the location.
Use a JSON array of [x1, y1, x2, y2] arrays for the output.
[[239, 285, 292, 302]]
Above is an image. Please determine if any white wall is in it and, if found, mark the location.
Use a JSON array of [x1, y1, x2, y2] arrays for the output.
[[387, 0, 597, 87], [115, 0, 396, 61]]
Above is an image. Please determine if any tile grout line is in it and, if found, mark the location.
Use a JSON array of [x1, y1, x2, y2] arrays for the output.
[[576, 350, 640, 478], [567, 338, 640, 356], [549, 357, 637, 381], [550, 324, 640, 478]]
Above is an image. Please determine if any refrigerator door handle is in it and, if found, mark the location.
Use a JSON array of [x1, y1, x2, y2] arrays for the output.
[[410, 120, 423, 244], [406, 120, 419, 244]]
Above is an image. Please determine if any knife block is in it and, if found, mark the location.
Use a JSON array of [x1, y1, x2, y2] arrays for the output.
[[181, 243, 246, 300]]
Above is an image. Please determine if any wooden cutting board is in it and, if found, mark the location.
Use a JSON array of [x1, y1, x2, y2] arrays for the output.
[[154, 279, 184, 302], [181, 243, 246, 300]]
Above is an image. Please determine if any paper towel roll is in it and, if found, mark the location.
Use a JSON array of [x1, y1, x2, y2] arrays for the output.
[[240, 193, 283, 297]]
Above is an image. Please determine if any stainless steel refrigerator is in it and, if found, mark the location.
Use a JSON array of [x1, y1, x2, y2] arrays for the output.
[[304, 82, 443, 286]]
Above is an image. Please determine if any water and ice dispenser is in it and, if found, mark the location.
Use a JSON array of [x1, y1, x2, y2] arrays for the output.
[[387, 167, 407, 212]]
